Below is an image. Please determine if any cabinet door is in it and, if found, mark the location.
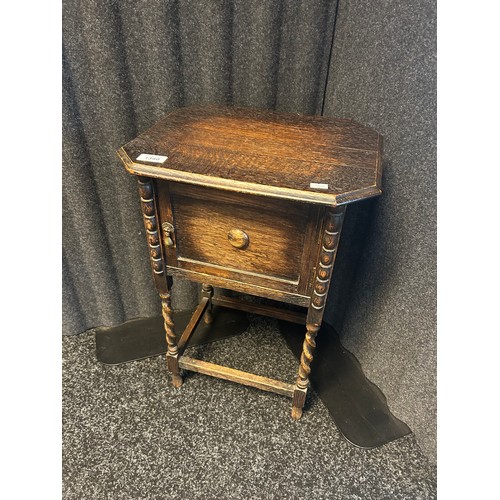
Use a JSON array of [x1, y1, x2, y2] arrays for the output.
[[157, 181, 322, 298]]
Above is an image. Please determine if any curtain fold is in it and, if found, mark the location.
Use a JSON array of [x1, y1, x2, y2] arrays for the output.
[[62, 0, 436, 463], [62, 0, 338, 335], [323, 0, 437, 463]]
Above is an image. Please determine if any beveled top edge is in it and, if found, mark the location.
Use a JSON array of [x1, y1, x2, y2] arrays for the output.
[[117, 105, 383, 206], [117, 148, 382, 207]]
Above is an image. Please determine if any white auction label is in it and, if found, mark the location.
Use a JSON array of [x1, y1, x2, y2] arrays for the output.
[[309, 182, 329, 190], [136, 153, 168, 163]]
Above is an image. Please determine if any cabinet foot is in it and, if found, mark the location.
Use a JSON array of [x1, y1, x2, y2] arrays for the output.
[[172, 374, 183, 388], [291, 405, 303, 420]]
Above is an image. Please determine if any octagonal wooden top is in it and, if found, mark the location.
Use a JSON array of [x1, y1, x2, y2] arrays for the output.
[[117, 105, 382, 206]]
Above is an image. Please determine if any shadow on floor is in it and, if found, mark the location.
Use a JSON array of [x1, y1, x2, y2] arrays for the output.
[[96, 310, 411, 449]]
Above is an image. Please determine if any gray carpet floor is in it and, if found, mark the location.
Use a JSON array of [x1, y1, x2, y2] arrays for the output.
[[63, 315, 437, 499]]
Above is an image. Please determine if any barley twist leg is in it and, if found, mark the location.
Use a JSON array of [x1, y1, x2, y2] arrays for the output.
[[161, 292, 182, 388], [292, 323, 320, 420]]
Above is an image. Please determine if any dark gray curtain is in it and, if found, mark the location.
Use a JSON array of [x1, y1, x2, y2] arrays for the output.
[[324, 0, 437, 462], [62, 0, 337, 334], [62, 0, 436, 463]]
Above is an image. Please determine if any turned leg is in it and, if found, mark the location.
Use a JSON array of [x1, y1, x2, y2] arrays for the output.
[[292, 323, 320, 419], [161, 291, 183, 388], [136, 176, 183, 389], [201, 283, 214, 324], [291, 206, 346, 419]]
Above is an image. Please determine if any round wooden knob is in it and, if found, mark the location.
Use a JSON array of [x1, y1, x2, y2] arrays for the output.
[[227, 229, 249, 249]]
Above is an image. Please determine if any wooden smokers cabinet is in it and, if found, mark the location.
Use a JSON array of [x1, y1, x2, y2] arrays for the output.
[[117, 106, 382, 419]]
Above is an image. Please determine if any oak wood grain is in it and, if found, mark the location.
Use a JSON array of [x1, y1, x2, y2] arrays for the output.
[[292, 206, 346, 419], [166, 266, 311, 307], [136, 177, 168, 295], [212, 296, 307, 325], [177, 297, 209, 355], [170, 183, 309, 282], [178, 356, 295, 398], [118, 105, 382, 206], [117, 106, 383, 420], [157, 182, 323, 298]]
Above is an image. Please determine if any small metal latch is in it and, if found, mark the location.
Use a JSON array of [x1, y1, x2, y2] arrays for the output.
[[162, 222, 175, 247]]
